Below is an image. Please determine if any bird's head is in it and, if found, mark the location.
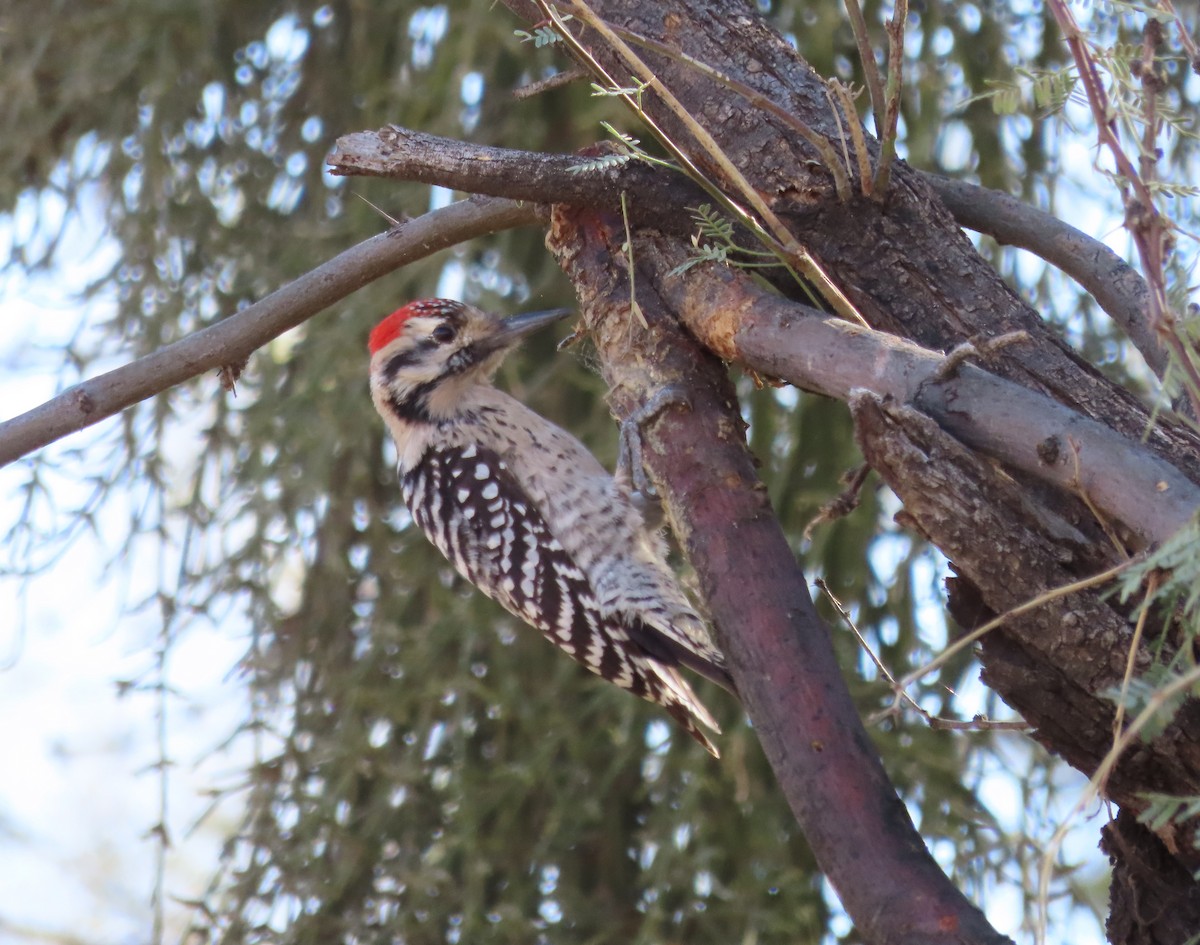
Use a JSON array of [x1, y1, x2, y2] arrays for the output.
[[368, 298, 570, 426]]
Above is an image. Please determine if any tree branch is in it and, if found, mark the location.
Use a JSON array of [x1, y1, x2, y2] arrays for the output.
[[503, 0, 1200, 481], [850, 392, 1200, 814], [0, 197, 540, 467], [925, 174, 1164, 377], [643, 237, 1199, 548], [545, 202, 1013, 945], [330, 127, 711, 231]]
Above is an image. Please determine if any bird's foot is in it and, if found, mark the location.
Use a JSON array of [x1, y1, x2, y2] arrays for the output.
[[616, 385, 692, 500]]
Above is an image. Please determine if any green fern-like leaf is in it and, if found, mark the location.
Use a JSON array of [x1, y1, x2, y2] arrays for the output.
[[567, 152, 636, 175], [1137, 792, 1200, 834], [513, 16, 573, 47]]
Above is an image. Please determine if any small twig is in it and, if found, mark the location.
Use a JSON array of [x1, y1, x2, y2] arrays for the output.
[[819, 580, 1028, 732], [843, 0, 887, 134], [824, 83, 855, 193], [872, 0, 908, 196], [216, 360, 247, 395], [512, 66, 586, 98], [0, 197, 540, 465], [542, 0, 867, 325], [1035, 659, 1200, 945], [1047, 0, 1200, 418], [819, 579, 927, 717], [608, 23, 854, 201], [887, 559, 1136, 714], [619, 192, 649, 331], [829, 80, 873, 196], [353, 192, 406, 227], [1157, 0, 1199, 68], [1111, 572, 1157, 745], [929, 329, 1031, 384], [925, 714, 1031, 732], [1066, 435, 1129, 559], [804, 463, 870, 540]]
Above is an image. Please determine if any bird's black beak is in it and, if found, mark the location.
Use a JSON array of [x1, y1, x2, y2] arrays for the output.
[[485, 308, 572, 351]]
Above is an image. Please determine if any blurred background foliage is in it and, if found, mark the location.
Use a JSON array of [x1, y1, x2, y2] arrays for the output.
[[2, 0, 1197, 942]]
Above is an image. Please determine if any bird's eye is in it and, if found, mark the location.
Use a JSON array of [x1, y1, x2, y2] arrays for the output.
[[431, 324, 457, 344]]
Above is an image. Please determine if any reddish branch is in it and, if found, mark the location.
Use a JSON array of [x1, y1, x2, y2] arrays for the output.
[[1046, 0, 1196, 403], [547, 203, 1013, 945]]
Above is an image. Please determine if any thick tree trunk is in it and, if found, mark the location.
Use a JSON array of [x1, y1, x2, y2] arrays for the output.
[[500, 0, 1200, 939]]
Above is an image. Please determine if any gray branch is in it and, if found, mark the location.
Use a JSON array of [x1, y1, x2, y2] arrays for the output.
[[641, 232, 1198, 547], [926, 174, 1163, 376]]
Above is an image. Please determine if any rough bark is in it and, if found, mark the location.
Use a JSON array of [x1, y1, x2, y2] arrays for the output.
[[1102, 809, 1200, 945], [498, 1, 1200, 938], [848, 394, 1200, 840]]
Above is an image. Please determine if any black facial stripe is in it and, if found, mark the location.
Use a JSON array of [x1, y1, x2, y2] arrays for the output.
[[388, 387, 434, 424], [383, 341, 435, 383]]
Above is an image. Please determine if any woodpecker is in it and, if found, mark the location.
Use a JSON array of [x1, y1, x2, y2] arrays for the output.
[[368, 298, 731, 756]]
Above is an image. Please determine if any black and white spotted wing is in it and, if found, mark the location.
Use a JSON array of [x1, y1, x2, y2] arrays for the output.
[[399, 442, 719, 755]]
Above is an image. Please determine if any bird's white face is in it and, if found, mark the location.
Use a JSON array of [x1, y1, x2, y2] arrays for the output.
[[368, 298, 573, 450], [368, 299, 511, 426]]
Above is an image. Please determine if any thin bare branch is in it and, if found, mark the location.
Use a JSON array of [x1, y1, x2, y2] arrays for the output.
[[828, 80, 873, 196], [843, 0, 887, 134], [926, 174, 1164, 377], [0, 198, 539, 466], [888, 559, 1135, 708], [818, 579, 1029, 732], [1047, 0, 1200, 411], [872, 0, 908, 196]]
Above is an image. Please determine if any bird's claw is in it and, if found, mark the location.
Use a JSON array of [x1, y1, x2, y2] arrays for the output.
[[617, 385, 692, 500]]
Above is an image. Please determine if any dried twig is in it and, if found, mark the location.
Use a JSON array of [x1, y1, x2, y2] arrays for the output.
[[828, 80, 873, 196], [537, 0, 867, 324], [819, 580, 1029, 732], [843, 0, 887, 134], [1047, 0, 1200, 416], [513, 66, 586, 98], [883, 559, 1136, 715], [872, 0, 908, 196]]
